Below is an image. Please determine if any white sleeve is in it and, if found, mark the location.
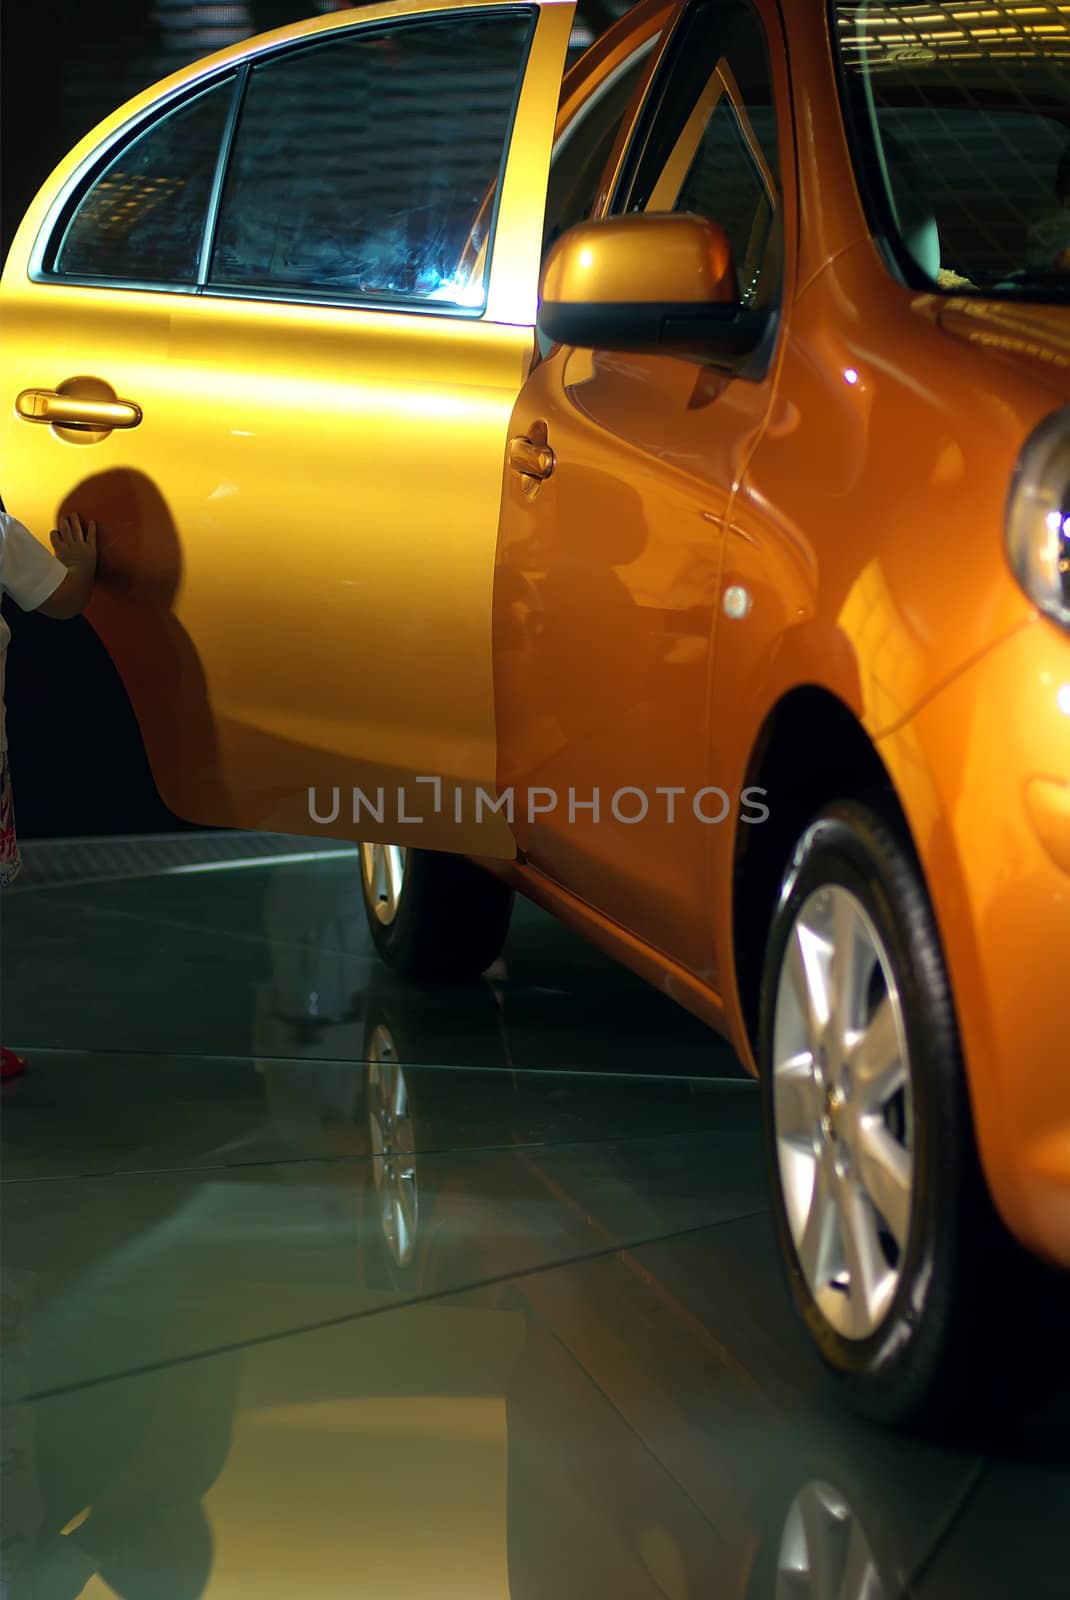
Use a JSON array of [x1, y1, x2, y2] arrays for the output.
[[0, 512, 66, 612]]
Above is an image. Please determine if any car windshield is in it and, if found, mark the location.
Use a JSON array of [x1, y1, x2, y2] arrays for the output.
[[832, 2, 1070, 300]]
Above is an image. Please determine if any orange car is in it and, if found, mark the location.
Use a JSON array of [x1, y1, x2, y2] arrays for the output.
[[2, 0, 1068, 1420]]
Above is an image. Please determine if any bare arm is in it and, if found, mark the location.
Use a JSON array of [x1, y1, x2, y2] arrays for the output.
[[36, 513, 97, 619]]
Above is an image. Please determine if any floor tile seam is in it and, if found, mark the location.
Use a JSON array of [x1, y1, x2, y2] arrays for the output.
[[14, 830, 295, 861], [3, 892, 360, 959], [4, 1210, 766, 1406], [18, 831, 241, 849], [0, 1123, 764, 1182], [535, 1312, 763, 1552], [0, 1041, 758, 1088], [6, 846, 358, 894], [7, 855, 353, 891]]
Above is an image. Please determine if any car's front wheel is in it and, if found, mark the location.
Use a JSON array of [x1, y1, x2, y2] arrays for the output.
[[759, 800, 1002, 1426], [359, 843, 514, 981]]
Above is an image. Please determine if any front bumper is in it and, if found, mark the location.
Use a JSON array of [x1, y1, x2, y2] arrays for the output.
[[883, 617, 1070, 1268]]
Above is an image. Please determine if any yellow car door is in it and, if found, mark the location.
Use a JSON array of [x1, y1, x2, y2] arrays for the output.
[[0, 0, 574, 856]]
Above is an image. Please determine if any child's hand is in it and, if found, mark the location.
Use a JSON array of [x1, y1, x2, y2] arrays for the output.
[[50, 513, 98, 575]]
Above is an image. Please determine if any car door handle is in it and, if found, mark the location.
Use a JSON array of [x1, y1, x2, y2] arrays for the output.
[[16, 389, 142, 430], [508, 435, 555, 480]]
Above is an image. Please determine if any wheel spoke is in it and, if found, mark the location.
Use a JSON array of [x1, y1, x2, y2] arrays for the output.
[[390, 1063, 407, 1121], [370, 1025, 396, 1066], [797, 1159, 838, 1289], [799, 1482, 846, 1600], [837, 1180, 891, 1337], [852, 994, 906, 1112], [856, 1118, 912, 1252], [839, 1506, 883, 1600], [384, 846, 404, 915], [775, 1053, 821, 1143], [830, 892, 870, 1055], [394, 1173, 417, 1264], [373, 843, 389, 907], [788, 921, 833, 1046]]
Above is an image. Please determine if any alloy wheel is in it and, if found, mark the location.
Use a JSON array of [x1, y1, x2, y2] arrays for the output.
[[360, 843, 409, 927], [366, 1026, 418, 1268], [772, 885, 914, 1341], [777, 1479, 886, 1600]]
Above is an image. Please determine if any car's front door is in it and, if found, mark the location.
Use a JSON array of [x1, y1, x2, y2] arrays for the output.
[[0, 0, 573, 856], [493, 0, 793, 982]]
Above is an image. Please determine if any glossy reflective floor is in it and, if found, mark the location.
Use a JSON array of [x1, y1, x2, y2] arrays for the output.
[[2, 840, 1067, 1599]]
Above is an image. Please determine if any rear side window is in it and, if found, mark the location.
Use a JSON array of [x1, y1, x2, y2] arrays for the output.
[[209, 13, 534, 309], [52, 81, 234, 284]]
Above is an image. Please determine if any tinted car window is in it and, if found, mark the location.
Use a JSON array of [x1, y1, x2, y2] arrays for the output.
[[210, 13, 534, 309], [618, 0, 782, 309], [880, 108, 1067, 279], [54, 81, 234, 283]]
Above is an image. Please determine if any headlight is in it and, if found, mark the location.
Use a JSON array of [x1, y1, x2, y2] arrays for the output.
[[1006, 407, 1070, 633]]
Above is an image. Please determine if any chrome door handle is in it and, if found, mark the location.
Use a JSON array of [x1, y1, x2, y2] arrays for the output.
[[508, 435, 555, 480], [16, 389, 142, 430]]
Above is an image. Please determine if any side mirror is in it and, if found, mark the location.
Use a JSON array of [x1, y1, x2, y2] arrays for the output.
[[538, 213, 767, 367]]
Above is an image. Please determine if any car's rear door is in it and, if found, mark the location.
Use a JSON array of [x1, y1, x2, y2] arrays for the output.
[[0, 0, 573, 856]]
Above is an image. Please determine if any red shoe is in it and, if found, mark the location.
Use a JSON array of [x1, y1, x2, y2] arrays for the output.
[[0, 1047, 26, 1080]]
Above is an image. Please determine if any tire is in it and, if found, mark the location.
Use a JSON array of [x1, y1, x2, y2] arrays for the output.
[[758, 798, 1006, 1427], [359, 843, 514, 981]]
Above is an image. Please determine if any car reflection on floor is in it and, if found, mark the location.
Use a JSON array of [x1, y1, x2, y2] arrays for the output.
[[1, 844, 1068, 1598]]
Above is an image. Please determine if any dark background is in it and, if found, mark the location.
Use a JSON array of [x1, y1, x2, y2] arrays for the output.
[[0, 0, 632, 838]]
